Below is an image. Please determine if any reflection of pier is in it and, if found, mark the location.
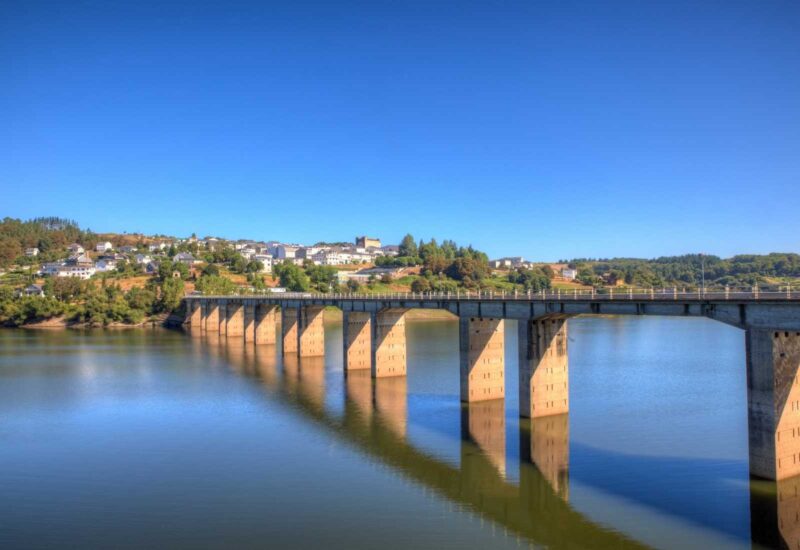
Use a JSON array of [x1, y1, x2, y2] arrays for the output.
[[751, 475, 800, 548], [196, 335, 647, 549]]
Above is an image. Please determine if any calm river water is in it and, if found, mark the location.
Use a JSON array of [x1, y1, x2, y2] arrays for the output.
[[0, 316, 789, 548]]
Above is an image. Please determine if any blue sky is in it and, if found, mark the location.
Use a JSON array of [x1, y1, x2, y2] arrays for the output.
[[2, 0, 798, 261]]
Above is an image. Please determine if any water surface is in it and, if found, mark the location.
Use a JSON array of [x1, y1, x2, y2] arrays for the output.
[[0, 317, 787, 548]]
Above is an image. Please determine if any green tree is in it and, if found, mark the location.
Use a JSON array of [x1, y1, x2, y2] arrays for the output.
[[398, 234, 418, 257], [410, 277, 431, 293], [273, 263, 311, 292], [159, 277, 184, 312], [195, 274, 236, 295]]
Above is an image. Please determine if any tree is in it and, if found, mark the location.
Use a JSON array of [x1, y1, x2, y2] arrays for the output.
[[411, 277, 431, 293], [445, 257, 488, 287], [399, 234, 418, 258], [230, 254, 248, 274], [159, 277, 184, 312], [195, 274, 236, 295], [305, 264, 337, 292], [508, 268, 551, 291], [273, 263, 311, 292], [245, 260, 264, 274]]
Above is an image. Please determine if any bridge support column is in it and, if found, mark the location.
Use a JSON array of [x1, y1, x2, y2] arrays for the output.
[[200, 301, 209, 332], [187, 300, 202, 329], [281, 306, 299, 355], [218, 300, 228, 335], [343, 311, 372, 371], [459, 317, 505, 402], [205, 301, 219, 333], [298, 306, 325, 357], [747, 329, 800, 480], [244, 302, 256, 342], [255, 304, 278, 345], [225, 301, 244, 338], [518, 318, 569, 418], [372, 310, 407, 377]]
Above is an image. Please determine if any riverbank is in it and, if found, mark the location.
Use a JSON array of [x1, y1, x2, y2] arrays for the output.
[[5, 308, 455, 330]]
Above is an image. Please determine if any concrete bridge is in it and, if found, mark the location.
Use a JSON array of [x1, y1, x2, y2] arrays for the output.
[[184, 289, 800, 481]]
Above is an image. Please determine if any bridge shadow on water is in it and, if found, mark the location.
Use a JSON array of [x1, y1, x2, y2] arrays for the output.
[[191, 331, 795, 549]]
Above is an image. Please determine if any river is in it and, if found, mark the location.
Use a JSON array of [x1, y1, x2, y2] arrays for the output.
[[0, 316, 787, 548]]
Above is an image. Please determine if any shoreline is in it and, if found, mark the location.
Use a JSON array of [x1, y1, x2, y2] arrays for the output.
[[3, 308, 457, 330]]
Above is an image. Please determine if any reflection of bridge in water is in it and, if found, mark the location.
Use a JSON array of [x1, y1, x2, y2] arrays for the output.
[[185, 314, 800, 548], [198, 333, 645, 548]]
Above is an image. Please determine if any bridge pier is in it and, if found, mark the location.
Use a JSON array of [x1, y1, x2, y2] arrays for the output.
[[372, 310, 407, 378], [299, 306, 325, 357], [747, 329, 800, 480], [187, 300, 202, 329], [281, 306, 299, 355], [343, 312, 372, 371], [518, 318, 569, 418], [255, 304, 278, 345], [244, 302, 256, 342], [205, 301, 220, 334], [218, 300, 229, 336], [459, 317, 505, 402], [225, 301, 244, 338]]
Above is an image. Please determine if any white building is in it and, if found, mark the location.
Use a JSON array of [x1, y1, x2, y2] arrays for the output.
[[253, 254, 273, 273], [562, 268, 578, 280], [134, 254, 152, 265], [274, 245, 299, 260], [240, 246, 258, 259], [57, 265, 96, 279], [67, 243, 85, 255], [41, 262, 65, 276], [174, 252, 197, 265], [23, 284, 45, 297], [95, 258, 119, 272], [68, 254, 94, 266], [96, 241, 113, 253], [25, 247, 40, 257]]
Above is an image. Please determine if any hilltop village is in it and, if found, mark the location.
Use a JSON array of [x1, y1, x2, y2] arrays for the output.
[[1, 217, 798, 327]]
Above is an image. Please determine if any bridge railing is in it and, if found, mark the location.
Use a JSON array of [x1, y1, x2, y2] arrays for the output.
[[188, 286, 800, 301]]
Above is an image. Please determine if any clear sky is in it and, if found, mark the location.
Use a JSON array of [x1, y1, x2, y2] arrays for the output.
[[2, 1, 798, 261]]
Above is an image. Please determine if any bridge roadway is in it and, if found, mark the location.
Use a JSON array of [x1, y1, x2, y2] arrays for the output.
[[184, 289, 800, 481]]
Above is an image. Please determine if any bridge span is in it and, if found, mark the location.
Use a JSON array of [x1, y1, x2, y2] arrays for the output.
[[184, 289, 800, 481]]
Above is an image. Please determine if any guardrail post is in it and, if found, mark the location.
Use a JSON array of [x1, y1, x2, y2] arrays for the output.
[[725, 285, 730, 299], [673, 287, 677, 299], [610, 288, 614, 300], [650, 288, 654, 300], [573, 289, 577, 299], [557, 289, 561, 299], [591, 287, 595, 299], [754, 285, 760, 299]]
